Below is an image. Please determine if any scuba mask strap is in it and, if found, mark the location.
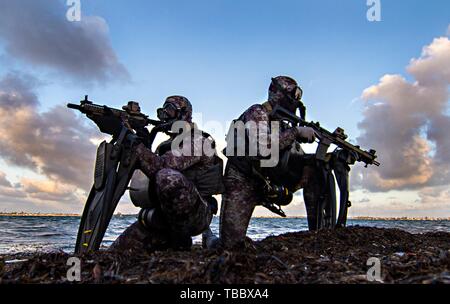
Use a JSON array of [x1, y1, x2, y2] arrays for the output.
[[298, 100, 306, 120], [270, 78, 306, 120]]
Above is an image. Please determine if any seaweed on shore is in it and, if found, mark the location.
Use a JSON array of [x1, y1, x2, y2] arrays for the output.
[[1, 226, 449, 284]]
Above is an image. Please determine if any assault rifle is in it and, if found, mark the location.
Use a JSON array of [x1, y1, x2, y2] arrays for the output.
[[271, 104, 380, 167], [67, 95, 166, 138], [270, 104, 380, 230]]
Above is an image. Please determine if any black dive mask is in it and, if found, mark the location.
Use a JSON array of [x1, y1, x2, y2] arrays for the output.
[[157, 103, 181, 122], [270, 78, 306, 119], [271, 78, 303, 101]]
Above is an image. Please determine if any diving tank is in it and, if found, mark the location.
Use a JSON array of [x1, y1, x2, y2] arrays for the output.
[[129, 170, 154, 209]]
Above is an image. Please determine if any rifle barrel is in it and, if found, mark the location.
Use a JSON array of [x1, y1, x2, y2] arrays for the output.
[[67, 103, 83, 111]]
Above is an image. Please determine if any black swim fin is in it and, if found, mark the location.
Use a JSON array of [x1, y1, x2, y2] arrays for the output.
[[75, 128, 137, 254]]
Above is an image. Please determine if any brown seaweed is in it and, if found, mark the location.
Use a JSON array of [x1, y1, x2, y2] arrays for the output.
[[1, 227, 449, 284]]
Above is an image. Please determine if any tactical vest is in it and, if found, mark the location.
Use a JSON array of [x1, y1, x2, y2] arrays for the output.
[[156, 132, 225, 197], [225, 102, 305, 191]]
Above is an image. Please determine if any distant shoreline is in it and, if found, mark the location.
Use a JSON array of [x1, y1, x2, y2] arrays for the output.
[[253, 216, 450, 221], [0, 213, 81, 217], [0, 213, 449, 221]]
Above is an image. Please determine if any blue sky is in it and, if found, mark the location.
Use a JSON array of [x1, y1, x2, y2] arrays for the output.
[[31, 0, 450, 135], [0, 0, 449, 217]]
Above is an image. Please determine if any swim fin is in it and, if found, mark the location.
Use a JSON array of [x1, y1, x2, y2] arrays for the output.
[[75, 128, 138, 254]]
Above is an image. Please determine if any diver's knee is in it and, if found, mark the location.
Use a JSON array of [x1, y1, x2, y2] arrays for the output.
[[155, 168, 186, 194]]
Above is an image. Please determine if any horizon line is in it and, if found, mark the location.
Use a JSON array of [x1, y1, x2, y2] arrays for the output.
[[0, 212, 449, 221]]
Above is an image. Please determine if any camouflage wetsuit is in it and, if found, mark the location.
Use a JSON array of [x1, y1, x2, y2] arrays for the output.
[[219, 76, 321, 249], [111, 96, 221, 252]]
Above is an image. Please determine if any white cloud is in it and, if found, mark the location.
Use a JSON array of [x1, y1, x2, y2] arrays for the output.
[[0, 72, 100, 213], [0, 73, 98, 190], [355, 35, 450, 197], [0, 0, 130, 85]]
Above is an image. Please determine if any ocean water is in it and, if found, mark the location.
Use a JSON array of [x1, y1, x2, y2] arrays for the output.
[[0, 215, 449, 254]]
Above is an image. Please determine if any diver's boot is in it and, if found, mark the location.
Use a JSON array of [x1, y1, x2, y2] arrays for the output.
[[202, 227, 220, 249], [108, 221, 152, 253]]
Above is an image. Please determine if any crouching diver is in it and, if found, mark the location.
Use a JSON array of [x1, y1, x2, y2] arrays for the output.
[[204, 76, 322, 249], [110, 96, 224, 252]]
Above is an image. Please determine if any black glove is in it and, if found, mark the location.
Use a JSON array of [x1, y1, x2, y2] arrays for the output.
[[126, 133, 142, 148]]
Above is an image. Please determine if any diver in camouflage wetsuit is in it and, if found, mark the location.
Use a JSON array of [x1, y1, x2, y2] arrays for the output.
[[110, 96, 223, 252], [218, 76, 322, 249]]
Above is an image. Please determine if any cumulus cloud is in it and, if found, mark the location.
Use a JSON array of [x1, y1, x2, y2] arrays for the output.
[[355, 35, 450, 195], [21, 178, 77, 201], [0, 2, 135, 214], [0, 72, 98, 190], [0, 0, 130, 84], [0, 177, 84, 213], [0, 171, 12, 188], [418, 186, 450, 206]]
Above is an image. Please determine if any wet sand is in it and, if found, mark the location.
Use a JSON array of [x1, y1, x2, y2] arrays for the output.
[[1, 226, 449, 284]]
